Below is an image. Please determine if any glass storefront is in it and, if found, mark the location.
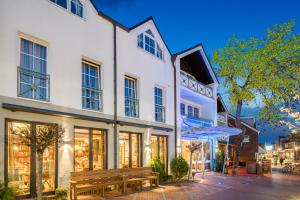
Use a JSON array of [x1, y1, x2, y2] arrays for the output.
[[74, 128, 106, 172], [119, 132, 141, 168], [7, 121, 57, 196], [151, 135, 168, 171], [181, 140, 211, 171]]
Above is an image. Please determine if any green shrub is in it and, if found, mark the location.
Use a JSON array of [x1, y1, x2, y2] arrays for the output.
[[0, 182, 15, 200], [55, 187, 68, 200], [214, 148, 225, 172], [151, 158, 165, 179], [170, 156, 189, 179]]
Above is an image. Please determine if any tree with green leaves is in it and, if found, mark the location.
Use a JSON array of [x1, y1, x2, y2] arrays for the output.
[[213, 20, 300, 174], [11, 124, 64, 200]]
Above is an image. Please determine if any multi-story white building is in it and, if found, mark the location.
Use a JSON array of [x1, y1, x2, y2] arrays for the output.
[[0, 0, 220, 198], [172, 45, 219, 171]]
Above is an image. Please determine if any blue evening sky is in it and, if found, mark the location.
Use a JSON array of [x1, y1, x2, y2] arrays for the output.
[[92, 0, 300, 143], [93, 0, 300, 56]]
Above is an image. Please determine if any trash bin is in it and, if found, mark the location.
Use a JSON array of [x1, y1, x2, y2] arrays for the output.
[[246, 161, 257, 174]]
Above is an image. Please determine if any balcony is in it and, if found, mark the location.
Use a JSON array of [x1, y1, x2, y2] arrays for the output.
[[125, 97, 139, 118], [182, 115, 214, 128], [180, 70, 213, 99], [17, 67, 50, 101]]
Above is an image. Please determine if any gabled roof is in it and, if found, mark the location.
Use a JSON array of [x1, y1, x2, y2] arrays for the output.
[[129, 17, 172, 55], [228, 114, 260, 134], [172, 43, 219, 84]]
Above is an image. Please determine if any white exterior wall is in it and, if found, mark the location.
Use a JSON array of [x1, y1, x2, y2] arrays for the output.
[[0, 0, 115, 115], [116, 22, 174, 126], [0, 0, 176, 190]]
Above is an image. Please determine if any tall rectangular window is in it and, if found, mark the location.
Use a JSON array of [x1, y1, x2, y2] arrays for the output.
[[125, 76, 138, 117], [7, 121, 57, 196], [155, 87, 165, 122], [82, 61, 101, 111], [19, 38, 49, 101], [180, 103, 186, 116], [71, 0, 83, 17], [156, 42, 163, 59], [137, 33, 144, 48], [50, 0, 67, 8], [194, 107, 199, 119], [74, 128, 106, 172], [145, 35, 155, 55], [187, 105, 193, 117], [151, 135, 168, 172], [119, 132, 141, 168]]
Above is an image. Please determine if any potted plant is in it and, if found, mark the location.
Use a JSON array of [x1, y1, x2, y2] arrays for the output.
[[0, 182, 15, 200], [55, 187, 68, 200]]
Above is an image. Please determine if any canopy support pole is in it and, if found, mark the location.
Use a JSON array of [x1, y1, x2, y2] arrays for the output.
[[222, 136, 229, 175], [196, 150, 199, 172], [202, 141, 205, 177]]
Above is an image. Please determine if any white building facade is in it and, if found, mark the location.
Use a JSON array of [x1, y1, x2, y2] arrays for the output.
[[0, 0, 219, 198]]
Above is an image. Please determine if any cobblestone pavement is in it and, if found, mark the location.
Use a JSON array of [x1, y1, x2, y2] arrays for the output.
[[80, 172, 300, 200]]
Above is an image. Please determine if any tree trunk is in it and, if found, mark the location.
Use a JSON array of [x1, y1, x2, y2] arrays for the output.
[[188, 150, 193, 180], [37, 152, 43, 200], [234, 100, 245, 175]]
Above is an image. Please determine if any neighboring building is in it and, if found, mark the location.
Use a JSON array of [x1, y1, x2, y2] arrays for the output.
[[228, 115, 260, 163], [0, 0, 226, 198], [173, 44, 219, 171], [276, 134, 300, 164]]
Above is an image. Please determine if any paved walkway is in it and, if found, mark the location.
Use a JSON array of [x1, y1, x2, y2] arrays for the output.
[[80, 172, 300, 200]]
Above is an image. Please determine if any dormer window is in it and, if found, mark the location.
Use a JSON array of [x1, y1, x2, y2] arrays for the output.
[[137, 29, 164, 60], [50, 0, 83, 18]]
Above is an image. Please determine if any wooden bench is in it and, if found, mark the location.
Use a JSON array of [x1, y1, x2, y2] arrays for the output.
[[69, 167, 159, 200]]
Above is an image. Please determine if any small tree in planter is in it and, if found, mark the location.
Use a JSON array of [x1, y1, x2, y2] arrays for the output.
[[170, 156, 189, 180], [55, 187, 68, 200], [151, 158, 165, 181], [11, 124, 64, 200]]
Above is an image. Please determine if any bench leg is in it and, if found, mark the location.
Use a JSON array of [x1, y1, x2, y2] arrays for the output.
[[70, 186, 73, 200], [74, 187, 77, 200], [140, 181, 143, 190], [102, 186, 105, 197], [123, 182, 127, 193]]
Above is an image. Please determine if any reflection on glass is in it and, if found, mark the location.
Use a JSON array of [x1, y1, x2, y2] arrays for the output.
[[74, 128, 90, 171], [92, 130, 105, 170], [181, 140, 211, 170], [131, 134, 140, 168], [36, 125, 56, 193], [151, 135, 167, 171], [151, 136, 158, 159], [8, 122, 31, 195], [119, 132, 141, 168], [159, 136, 167, 168], [119, 133, 130, 168]]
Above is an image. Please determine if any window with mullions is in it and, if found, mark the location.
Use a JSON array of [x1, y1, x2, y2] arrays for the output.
[[50, 0, 83, 18], [125, 76, 138, 117], [151, 135, 168, 171], [155, 87, 165, 122], [82, 61, 102, 111], [71, 0, 83, 17], [180, 103, 186, 116], [187, 105, 193, 117], [145, 35, 155, 55], [194, 107, 199, 119], [119, 132, 141, 168], [50, 0, 67, 9], [74, 128, 106, 172], [137, 29, 163, 60], [19, 38, 49, 101]]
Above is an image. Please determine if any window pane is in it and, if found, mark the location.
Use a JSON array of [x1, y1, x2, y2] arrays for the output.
[[92, 130, 106, 170], [131, 134, 141, 168], [74, 129, 90, 171], [188, 105, 193, 117], [51, 0, 67, 8], [8, 122, 31, 195], [151, 136, 158, 160], [119, 133, 130, 168], [159, 136, 167, 169], [180, 103, 185, 116]]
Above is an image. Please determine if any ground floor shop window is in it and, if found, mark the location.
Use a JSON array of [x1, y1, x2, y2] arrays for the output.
[[181, 140, 211, 171], [119, 132, 141, 168], [6, 120, 57, 197], [74, 127, 106, 171], [151, 135, 168, 171]]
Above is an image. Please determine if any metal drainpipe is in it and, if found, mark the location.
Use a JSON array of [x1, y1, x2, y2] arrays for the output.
[[172, 59, 178, 158], [113, 24, 118, 169]]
